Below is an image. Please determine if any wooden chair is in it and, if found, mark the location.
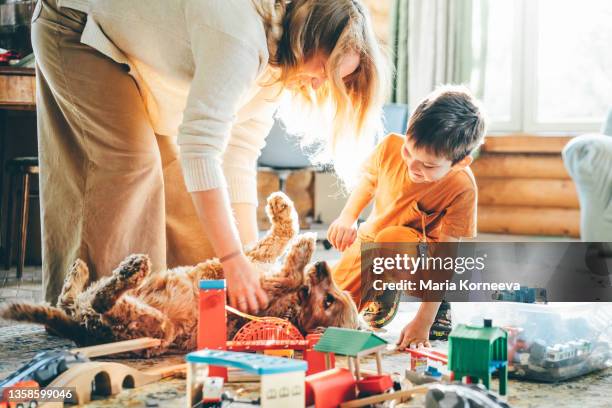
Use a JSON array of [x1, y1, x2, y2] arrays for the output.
[[4, 156, 38, 280]]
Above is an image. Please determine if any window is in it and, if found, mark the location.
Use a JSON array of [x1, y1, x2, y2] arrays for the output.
[[472, 0, 612, 133]]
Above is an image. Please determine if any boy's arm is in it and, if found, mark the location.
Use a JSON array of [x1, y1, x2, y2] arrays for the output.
[[328, 140, 382, 251], [339, 135, 384, 221], [396, 301, 439, 350], [337, 175, 376, 221], [328, 171, 376, 251]]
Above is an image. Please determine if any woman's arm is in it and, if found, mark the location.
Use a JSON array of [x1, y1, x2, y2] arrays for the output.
[[232, 203, 259, 245], [222, 95, 279, 247], [179, 26, 270, 312], [191, 189, 267, 312]]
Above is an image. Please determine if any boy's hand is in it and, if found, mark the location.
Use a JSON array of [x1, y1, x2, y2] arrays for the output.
[[327, 215, 357, 251], [396, 319, 432, 350]]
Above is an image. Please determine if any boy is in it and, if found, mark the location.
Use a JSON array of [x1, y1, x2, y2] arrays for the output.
[[327, 86, 486, 349]]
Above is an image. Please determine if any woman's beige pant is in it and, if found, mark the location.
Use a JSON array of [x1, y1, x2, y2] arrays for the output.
[[32, 0, 214, 303]]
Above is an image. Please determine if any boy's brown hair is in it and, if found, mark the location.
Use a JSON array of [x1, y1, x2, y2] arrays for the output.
[[407, 85, 486, 164]]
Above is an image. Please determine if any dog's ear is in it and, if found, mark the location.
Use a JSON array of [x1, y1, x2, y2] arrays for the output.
[[298, 285, 310, 303], [308, 261, 331, 285]]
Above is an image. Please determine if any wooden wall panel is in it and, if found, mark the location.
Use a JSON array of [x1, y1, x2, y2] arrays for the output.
[[478, 205, 580, 237], [481, 135, 572, 154], [478, 178, 579, 208], [474, 135, 580, 237], [472, 154, 570, 179]]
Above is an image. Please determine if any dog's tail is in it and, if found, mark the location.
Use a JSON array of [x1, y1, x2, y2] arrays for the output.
[[0, 302, 89, 344]]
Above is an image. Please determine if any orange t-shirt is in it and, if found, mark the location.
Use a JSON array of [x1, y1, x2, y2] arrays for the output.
[[352, 133, 477, 242]]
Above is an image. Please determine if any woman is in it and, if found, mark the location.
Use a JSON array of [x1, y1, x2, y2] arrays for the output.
[[32, 0, 388, 313]]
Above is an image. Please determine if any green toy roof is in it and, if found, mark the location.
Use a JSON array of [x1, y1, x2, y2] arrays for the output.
[[313, 328, 388, 356], [449, 324, 507, 342]]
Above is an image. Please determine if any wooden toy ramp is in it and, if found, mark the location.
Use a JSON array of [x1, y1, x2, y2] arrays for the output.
[[37, 338, 185, 407]]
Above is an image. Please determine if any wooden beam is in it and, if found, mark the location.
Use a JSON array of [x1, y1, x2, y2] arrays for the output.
[[481, 135, 572, 154], [472, 154, 570, 179], [477, 178, 579, 208], [143, 363, 187, 378], [478, 205, 580, 237], [375, 351, 383, 375], [72, 337, 161, 358], [340, 386, 429, 408]]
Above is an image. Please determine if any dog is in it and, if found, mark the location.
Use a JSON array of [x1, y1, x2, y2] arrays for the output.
[[0, 192, 362, 355]]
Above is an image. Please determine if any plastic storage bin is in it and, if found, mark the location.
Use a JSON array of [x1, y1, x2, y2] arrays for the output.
[[452, 302, 612, 382]]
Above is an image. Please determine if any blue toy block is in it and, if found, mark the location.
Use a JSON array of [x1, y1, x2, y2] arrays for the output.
[[425, 366, 442, 378], [186, 349, 307, 375], [199, 280, 226, 290]]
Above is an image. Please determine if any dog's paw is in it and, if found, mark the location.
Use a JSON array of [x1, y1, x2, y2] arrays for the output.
[[291, 233, 317, 261], [266, 192, 297, 224], [115, 254, 150, 283]]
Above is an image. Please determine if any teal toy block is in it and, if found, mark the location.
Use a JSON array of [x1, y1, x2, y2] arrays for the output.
[[186, 349, 307, 407]]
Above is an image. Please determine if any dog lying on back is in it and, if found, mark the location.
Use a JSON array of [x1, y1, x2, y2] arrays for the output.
[[0, 193, 361, 355]]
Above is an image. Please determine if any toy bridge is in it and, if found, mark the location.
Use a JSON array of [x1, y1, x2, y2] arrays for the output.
[[227, 316, 311, 351], [224, 305, 315, 352], [405, 348, 448, 365], [227, 339, 310, 351]]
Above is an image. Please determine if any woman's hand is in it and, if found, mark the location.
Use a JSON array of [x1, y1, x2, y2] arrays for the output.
[[189, 189, 267, 313], [222, 253, 268, 313], [327, 214, 357, 251]]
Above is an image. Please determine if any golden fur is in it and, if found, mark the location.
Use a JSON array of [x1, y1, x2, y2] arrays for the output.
[[0, 193, 361, 355]]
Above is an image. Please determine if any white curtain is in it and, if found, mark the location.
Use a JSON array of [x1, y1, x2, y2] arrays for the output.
[[391, 0, 483, 108]]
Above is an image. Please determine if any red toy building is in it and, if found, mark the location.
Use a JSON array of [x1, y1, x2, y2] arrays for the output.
[[303, 333, 335, 376], [198, 280, 228, 379], [305, 368, 356, 408]]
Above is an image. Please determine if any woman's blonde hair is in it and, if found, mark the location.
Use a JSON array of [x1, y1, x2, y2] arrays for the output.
[[256, 0, 391, 187]]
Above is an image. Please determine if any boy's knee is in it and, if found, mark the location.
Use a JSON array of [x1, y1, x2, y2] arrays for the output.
[[374, 226, 421, 243]]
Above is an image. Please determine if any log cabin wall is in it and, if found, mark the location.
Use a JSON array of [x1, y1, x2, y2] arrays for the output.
[[473, 135, 580, 237]]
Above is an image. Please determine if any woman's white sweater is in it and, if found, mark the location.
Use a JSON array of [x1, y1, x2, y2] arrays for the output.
[[58, 0, 282, 205]]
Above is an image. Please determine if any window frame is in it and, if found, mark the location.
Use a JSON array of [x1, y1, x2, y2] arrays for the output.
[[488, 0, 605, 134]]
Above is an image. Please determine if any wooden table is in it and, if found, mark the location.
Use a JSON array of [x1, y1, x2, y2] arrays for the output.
[[0, 67, 36, 267], [0, 66, 36, 110]]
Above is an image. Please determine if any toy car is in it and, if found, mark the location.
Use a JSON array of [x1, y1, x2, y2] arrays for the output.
[[426, 383, 512, 408], [0, 350, 90, 390], [0, 350, 90, 407]]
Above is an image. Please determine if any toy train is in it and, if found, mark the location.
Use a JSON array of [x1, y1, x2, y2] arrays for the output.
[[491, 286, 547, 304], [509, 335, 610, 381]]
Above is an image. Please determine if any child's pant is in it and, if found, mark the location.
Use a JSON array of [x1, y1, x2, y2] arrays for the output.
[[331, 226, 424, 311]]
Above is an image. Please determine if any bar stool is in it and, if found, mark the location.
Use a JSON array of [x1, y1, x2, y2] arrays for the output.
[[4, 156, 39, 279]]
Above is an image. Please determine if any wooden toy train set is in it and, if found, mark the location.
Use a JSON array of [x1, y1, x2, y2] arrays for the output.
[[1, 279, 609, 407]]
